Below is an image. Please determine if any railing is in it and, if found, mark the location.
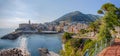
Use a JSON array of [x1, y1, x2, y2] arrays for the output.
[[83, 37, 115, 56]]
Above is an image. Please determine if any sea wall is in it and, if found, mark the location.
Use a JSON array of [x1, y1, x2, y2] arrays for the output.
[[1, 31, 59, 40]]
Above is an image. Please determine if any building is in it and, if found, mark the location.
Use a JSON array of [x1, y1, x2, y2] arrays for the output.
[[16, 20, 38, 32], [19, 20, 31, 28]]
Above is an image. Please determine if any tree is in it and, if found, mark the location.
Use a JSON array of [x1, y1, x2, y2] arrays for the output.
[[97, 3, 120, 39], [101, 3, 117, 12]]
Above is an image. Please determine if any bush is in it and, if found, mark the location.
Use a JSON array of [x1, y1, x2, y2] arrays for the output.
[[62, 32, 72, 43], [79, 29, 89, 34]]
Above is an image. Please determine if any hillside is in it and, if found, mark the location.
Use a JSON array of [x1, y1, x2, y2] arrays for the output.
[[53, 11, 100, 24]]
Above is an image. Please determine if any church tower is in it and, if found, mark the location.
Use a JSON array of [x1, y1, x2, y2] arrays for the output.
[[29, 20, 31, 24]]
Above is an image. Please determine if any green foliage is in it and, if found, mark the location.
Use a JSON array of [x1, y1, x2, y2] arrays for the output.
[[89, 19, 101, 32], [62, 32, 72, 43], [82, 40, 95, 55], [88, 21, 100, 36], [99, 2, 120, 27], [84, 39, 92, 45], [97, 3, 120, 40], [79, 29, 89, 34], [107, 11, 120, 26], [89, 22, 95, 31], [97, 10, 104, 14], [70, 38, 85, 49], [61, 38, 92, 56], [62, 39, 78, 56], [101, 3, 117, 12]]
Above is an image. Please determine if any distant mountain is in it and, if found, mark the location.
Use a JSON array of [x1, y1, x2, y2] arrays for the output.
[[53, 11, 100, 24]]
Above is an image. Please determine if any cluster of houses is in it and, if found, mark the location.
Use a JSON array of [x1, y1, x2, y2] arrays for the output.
[[15, 20, 88, 33], [65, 23, 88, 33]]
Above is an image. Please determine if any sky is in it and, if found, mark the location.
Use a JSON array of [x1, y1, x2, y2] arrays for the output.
[[0, 0, 119, 28]]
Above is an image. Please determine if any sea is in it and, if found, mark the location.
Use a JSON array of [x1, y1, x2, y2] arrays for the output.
[[0, 28, 62, 56]]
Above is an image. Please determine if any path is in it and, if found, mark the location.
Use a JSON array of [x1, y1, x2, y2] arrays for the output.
[[98, 38, 120, 56]]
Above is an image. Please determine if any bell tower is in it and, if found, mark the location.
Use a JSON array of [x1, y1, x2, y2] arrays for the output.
[[29, 20, 31, 24]]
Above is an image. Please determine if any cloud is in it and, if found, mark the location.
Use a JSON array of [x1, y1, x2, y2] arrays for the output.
[[0, 0, 28, 18], [11, 0, 27, 11], [0, 17, 28, 28]]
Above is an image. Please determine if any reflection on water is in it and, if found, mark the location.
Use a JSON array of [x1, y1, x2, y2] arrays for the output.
[[20, 36, 27, 49]]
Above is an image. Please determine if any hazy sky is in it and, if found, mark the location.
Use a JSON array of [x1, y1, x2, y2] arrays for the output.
[[0, 0, 119, 28]]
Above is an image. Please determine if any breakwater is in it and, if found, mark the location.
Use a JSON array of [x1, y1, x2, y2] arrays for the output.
[[1, 31, 22, 40], [1, 31, 59, 40]]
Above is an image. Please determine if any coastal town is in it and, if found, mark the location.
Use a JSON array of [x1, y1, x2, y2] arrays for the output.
[[0, 0, 120, 56], [15, 20, 88, 34], [15, 20, 120, 38]]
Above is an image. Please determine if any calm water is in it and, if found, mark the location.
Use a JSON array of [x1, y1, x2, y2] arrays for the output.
[[0, 28, 62, 56]]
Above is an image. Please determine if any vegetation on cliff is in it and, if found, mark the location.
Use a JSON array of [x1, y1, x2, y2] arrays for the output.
[[62, 32, 73, 43], [61, 3, 120, 56]]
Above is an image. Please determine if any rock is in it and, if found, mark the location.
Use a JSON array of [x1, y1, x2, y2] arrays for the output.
[[39, 48, 59, 56], [39, 48, 49, 56], [0, 48, 30, 56], [49, 51, 60, 56]]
